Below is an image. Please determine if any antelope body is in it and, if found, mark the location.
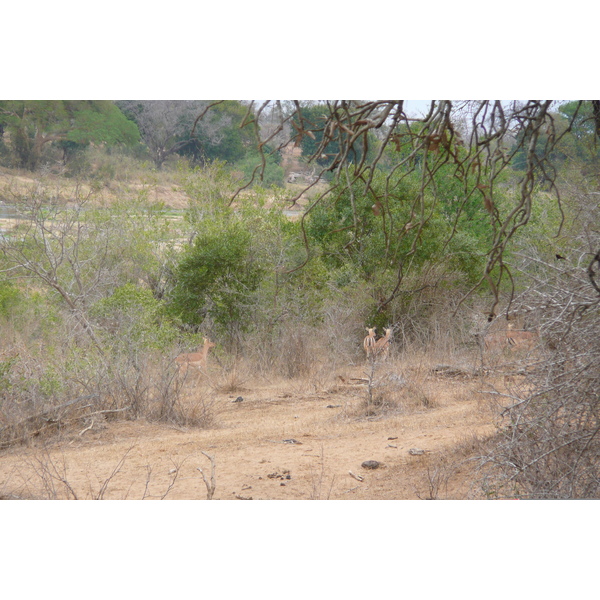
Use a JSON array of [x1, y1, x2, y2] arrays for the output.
[[363, 328, 377, 358], [176, 338, 216, 377], [506, 326, 538, 350], [373, 327, 392, 360], [484, 323, 538, 352]]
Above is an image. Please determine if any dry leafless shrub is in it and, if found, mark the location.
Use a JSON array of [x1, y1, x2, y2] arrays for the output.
[[0, 183, 217, 447], [481, 250, 600, 499], [1, 445, 191, 500], [182, 393, 218, 430], [413, 434, 493, 500], [244, 321, 323, 380], [197, 451, 217, 500], [0, 342, 107, 449], [214, 363, 251, 394], [240, 319, 326, 380], [2, 446, 132, 500], [238, 325, 277, 376], [106, 352, 175, 419], [359, 390, 400, 419], [352, 360, 405, 419], [277, 326, 315, 379], [309, 445, 336, 500], [397, 381, 438, 412], [414, 456, 453, 500], [0, 343, 216, 450]]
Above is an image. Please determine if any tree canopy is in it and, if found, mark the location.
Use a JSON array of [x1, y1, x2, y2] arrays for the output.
[[116, 100, 257, 169], [236, 100, 600, 318], [0, 100, 140, 170]]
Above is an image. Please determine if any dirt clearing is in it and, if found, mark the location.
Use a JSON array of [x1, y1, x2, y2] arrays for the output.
[[0, 355, 498, 500]]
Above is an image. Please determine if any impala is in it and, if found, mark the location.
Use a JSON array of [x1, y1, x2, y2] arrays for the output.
[[363, 327, 377, 358], [373, 327, 392, 360], [483, 332, 511, 352], [506, 323, 538, 350], [483, 323, 538, 352], [175, 338, 216, 381]]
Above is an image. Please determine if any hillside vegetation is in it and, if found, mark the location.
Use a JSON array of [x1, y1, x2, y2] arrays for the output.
[[0, 100, 599, 499]]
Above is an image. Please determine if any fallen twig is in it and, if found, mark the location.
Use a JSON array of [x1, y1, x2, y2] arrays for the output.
[[78, 420, 94, 436], [348, 470, 364, 482]]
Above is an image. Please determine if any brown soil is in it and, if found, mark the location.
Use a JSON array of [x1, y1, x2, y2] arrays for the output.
[[0, 355, 499, 500]]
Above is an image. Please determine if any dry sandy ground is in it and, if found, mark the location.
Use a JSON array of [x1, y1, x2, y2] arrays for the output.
[[0, 356, 499, 500], [0, 170, 191, 209]]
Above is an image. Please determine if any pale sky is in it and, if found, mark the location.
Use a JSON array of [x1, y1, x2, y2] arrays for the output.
[[402, 100, 433, 117]]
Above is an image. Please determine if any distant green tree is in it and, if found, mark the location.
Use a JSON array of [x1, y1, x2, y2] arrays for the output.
[[118, 100, 256, 169], [291, 103, 339, 165], [291, 102, 378, 168], [306, 165, 492, 287], [558, 101, 598, 138], [90, 283, 177, 351], [167, 215, 264, 332], [557, 100, 600, 164], [233, 145, 284, 187], [0, 101, 140, 170], [180, 100, 256, 165], [0, 280, 21, 319], [511, 101, 600, 172], [179, 160, 240, 226]]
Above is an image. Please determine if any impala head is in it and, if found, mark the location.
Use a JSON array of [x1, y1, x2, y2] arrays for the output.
[[365, 327, 376, 336]]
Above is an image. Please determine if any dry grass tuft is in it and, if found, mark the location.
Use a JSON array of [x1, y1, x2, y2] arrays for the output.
[[214, 366, 251, 395], [181, 392, 219, 429], [397, 381, 438, 412], [411, 432, 495, 499]]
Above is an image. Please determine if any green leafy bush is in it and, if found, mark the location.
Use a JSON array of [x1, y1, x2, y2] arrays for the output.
[[233, 147, 285, 187], [168, 216, 264, 332], [91, 283, 177, 350], [0, 281, 21, 319]]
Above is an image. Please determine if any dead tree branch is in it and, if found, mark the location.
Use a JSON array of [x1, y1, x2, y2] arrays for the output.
[[197, 451, 216, 500]]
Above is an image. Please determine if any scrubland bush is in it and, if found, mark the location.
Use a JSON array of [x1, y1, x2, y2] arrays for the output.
[[0, 184, 211, 449], [480, 247, 600, 499], [0, 324, 214, 450]]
